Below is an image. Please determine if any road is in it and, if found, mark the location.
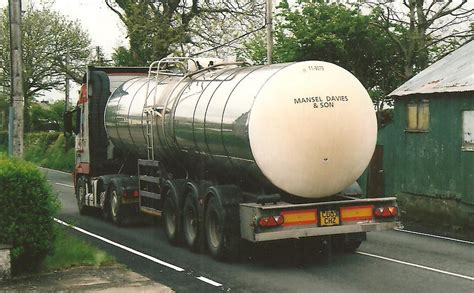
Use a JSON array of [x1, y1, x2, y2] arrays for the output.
[[42, 168, 474, 293]]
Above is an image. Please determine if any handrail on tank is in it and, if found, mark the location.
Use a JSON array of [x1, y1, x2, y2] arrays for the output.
[[183, 62, 248, 79], [144, 57, 199, 161], [156, 57, 199, 76]]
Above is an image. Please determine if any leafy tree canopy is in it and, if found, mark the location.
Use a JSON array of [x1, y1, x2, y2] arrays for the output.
[[29, 100, 65, 132], [242, 0, 405, 111], [364, 0, 474, 79], [105, 0, 265, 66], [0, 7, 92, 102]]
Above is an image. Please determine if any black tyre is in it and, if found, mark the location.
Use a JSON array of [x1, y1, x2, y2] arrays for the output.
[[332, 234, 363, 253], [163, 190, 181, 245], [109, 185, 124, 225], [76, 176, 90, 215], [183, 196, 200, 252], [342, 240, 362, 252], [205, 196, 239, 260]]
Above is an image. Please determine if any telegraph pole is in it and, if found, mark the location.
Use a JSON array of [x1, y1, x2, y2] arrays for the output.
[[64, 50, 69, 152], [65, 50, 69, 112], [8, 0, 25, 158], [266, 0, 273, 65]]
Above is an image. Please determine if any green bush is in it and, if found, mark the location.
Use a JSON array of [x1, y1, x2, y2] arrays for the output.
[[0, 157, 59, 274], [24, 132, 75, 172], [0, 130, 8, 146]]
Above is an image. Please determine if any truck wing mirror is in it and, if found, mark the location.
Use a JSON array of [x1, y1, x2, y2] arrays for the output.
[[64, 107, 80, 136]]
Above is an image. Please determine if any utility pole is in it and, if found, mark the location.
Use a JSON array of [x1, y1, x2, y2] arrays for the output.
[[266, 0, 273, 65], [8, 0, 24, 158], [64, 49, 70, 152], [65, 50, 70, 112]]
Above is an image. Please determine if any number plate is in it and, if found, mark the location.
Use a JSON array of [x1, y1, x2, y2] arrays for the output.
[[320, 210, 340, 226]]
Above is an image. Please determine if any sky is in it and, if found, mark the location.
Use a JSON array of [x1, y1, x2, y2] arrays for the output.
[[0, 0, 127, 57], [0, 0, 472, 101], [0, 0, 128, 101]]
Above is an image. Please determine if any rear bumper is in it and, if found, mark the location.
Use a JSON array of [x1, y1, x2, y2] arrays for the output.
[[240, 197, 401, 242], [252, 221, 401, 242]]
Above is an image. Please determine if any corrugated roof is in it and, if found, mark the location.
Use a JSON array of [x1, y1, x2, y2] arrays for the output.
[[389, 40, 474, 97]]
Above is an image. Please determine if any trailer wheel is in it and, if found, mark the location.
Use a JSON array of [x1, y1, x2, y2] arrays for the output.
[[332, 233, 364, 253], [76, 176, 90, 215], [110, 185, 124, 225], [183, 196, 200, 252], [163, 190, 181, 245], [205, 196, 239, 260], [340, 240, 362, 252]]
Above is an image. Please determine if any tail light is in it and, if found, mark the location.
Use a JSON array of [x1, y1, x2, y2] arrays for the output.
[[258, 215, 284, 228], [123, 190, 139, 197], [374, 206, 398, 218]]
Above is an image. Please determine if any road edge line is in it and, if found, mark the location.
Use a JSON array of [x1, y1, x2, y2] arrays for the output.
[[56, 183, 74, 188], [53, 218, 185, 272], [394, 228, 474, 245], [39, 167, 72, 176], [356, 251, 474, 281]]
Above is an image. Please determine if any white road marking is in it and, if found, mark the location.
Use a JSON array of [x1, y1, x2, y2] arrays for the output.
[[394, 228, 474, 245], [53, 218, 185, 272], [196, 276, 222, 287], [56, 183, 74, 188], [356, 251, 474, 281], [39, 167, 71, 175]]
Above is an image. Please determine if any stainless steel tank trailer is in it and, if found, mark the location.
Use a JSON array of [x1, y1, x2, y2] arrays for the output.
[[65, 57, 400, 260]]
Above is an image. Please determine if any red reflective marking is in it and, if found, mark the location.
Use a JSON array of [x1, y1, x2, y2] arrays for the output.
[[340, 205, 374, 222], [281, 209, 318, 226]]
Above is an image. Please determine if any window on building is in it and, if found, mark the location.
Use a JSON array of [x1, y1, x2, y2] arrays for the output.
[[462, 110, 474, 151], [406, 99, 429, 132]]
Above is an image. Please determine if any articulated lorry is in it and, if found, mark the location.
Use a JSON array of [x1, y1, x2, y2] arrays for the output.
[[64, 58, 400, 259]]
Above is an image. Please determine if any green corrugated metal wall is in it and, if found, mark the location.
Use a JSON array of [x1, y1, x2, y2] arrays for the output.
[[378, 92, 474, 205]]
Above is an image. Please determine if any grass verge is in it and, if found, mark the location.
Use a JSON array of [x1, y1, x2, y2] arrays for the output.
[[41, 226, 116, 272], [24, 132, 75, 172]]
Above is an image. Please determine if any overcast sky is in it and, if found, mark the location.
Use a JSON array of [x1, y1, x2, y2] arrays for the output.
[[0, 0, 127, 57], [0, 0, 128, 101]]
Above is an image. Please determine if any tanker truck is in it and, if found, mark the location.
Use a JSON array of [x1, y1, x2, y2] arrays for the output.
[[64, 58, 400, 260]]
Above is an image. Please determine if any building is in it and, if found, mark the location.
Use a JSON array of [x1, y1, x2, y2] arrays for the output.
[[376, 40, 474, 228]]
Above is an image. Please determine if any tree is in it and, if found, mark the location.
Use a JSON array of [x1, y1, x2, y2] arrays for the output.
[[0, 7, 92, 103], [242, 1, 405, 112], [365, 0, 474, 79], [105, 0, 265, 66], [29, 100, 65, 132]]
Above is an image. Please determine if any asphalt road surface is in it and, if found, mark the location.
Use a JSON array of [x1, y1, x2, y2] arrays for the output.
[[42, 168, 474, 293]]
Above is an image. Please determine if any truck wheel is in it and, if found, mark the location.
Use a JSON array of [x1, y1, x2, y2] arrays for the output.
[[183, 196, 200, 252], [205, 196, 239, 260], [76, 176, 90, 215], [163, 190, 181, 245], [342, 240, 362, 252], [109, 185, 124, 225], [332, 234, 363, 253]]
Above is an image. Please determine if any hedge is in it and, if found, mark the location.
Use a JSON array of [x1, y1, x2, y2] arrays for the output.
[[0, 156, 59, 274], [24, 132, 75, 172]]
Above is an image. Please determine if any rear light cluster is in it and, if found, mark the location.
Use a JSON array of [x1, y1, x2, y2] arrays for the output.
[[123, 190, 139, 197], [258, 205, 398, 228], [258, 215, 284, 228], [374, 206, 398, 218]]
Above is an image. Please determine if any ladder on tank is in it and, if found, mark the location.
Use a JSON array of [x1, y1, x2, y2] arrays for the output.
[[143, 57, 199, 161]]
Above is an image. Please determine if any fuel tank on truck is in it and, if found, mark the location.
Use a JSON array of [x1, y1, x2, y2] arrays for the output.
[[104, 61, 377, 199]]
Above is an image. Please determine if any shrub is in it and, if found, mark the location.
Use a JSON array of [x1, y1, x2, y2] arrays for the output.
[[0, 130, 7, 146], [0, 157, 59, 274], [24, 132, 75, 172]]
